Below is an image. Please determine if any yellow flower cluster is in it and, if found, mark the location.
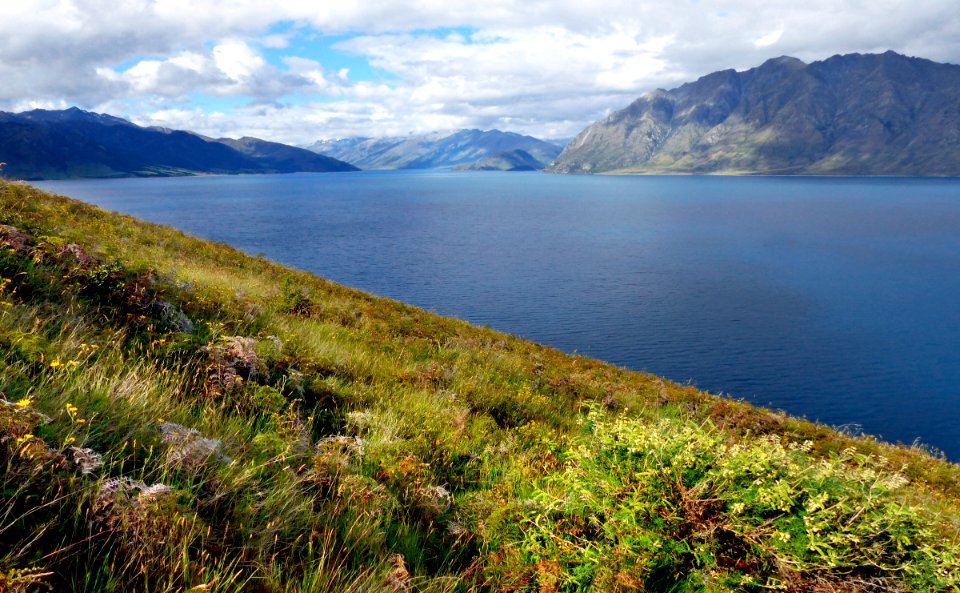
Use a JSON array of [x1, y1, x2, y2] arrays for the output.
[[64, 402, 86, 424]]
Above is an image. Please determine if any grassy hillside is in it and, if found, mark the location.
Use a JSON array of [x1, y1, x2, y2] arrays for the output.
[[1, 180, 959, 593]]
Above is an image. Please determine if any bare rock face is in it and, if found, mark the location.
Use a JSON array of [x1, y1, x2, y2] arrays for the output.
[[548, 51, 960, 176]]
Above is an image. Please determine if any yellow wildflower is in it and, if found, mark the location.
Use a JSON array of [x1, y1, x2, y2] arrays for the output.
[[15, 397, 31, 407]]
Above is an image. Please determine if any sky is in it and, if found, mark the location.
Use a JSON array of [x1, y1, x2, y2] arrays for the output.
[[1, 1, 958, 145]]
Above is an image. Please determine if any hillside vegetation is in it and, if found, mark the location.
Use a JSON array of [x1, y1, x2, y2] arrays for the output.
[[458, 150, 546, 172], [1, 180, 960, 593]]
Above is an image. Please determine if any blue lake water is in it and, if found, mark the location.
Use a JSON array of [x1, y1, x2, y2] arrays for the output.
[[37, 171, 960, 458]]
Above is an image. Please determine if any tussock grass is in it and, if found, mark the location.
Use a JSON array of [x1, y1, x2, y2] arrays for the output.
[[1, 180, 959, 592]]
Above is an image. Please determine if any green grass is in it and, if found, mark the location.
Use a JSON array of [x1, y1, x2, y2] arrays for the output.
[[1, 179, 959, 592]]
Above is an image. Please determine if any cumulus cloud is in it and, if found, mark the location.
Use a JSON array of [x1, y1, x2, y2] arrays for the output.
[[1, 0, 959, 143]]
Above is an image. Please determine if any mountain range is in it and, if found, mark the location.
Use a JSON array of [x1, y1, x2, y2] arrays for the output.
[[307, 129, 562, 170], [4, 52, 958, 179], [0, 108, 358, 179], [548, 51, 960, 176]]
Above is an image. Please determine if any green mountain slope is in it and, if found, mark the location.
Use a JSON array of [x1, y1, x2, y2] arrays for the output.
[[457, 149, 547, 171], [215, 136, 358, 174], [0, 108, 358, 180], [549, 51, 960, 175], [1, 179, 959, 592]]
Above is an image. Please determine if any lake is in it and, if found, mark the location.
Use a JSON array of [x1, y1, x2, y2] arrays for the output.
[[37, 171, 960, 458]]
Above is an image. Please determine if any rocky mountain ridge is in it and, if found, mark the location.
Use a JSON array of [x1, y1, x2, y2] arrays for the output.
[[548, 51, 960, 175]]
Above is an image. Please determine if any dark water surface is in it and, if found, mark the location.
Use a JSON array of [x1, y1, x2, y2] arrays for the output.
[[38, 171, 960, 457]]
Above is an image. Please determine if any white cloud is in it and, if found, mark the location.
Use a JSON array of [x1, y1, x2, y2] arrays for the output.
[[283, 57, 330, 90], [213, 40, 265, 83], [262, 33, 292, 49], [754, 26, 784, 48], [1, 0, 959, 143]]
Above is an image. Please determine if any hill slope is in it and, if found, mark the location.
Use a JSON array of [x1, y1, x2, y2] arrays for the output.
[[549, 51, 960, 175], [458, 149, 546, 171], [309, 129, 562, 170], [1, 180, 959, 592], [214, 136, 358, 174], [0, 107, 358, 179]]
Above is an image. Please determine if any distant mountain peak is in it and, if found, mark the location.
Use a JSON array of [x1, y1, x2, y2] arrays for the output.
[[21, 107, 133, 127], [548, 51, 960, 176], [307, 128, 562, 170], [761, 55, 806, 68]]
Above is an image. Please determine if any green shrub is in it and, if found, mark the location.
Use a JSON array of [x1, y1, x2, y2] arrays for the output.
[[279, 276, 313, 315], [482, 405, 960, 592]]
